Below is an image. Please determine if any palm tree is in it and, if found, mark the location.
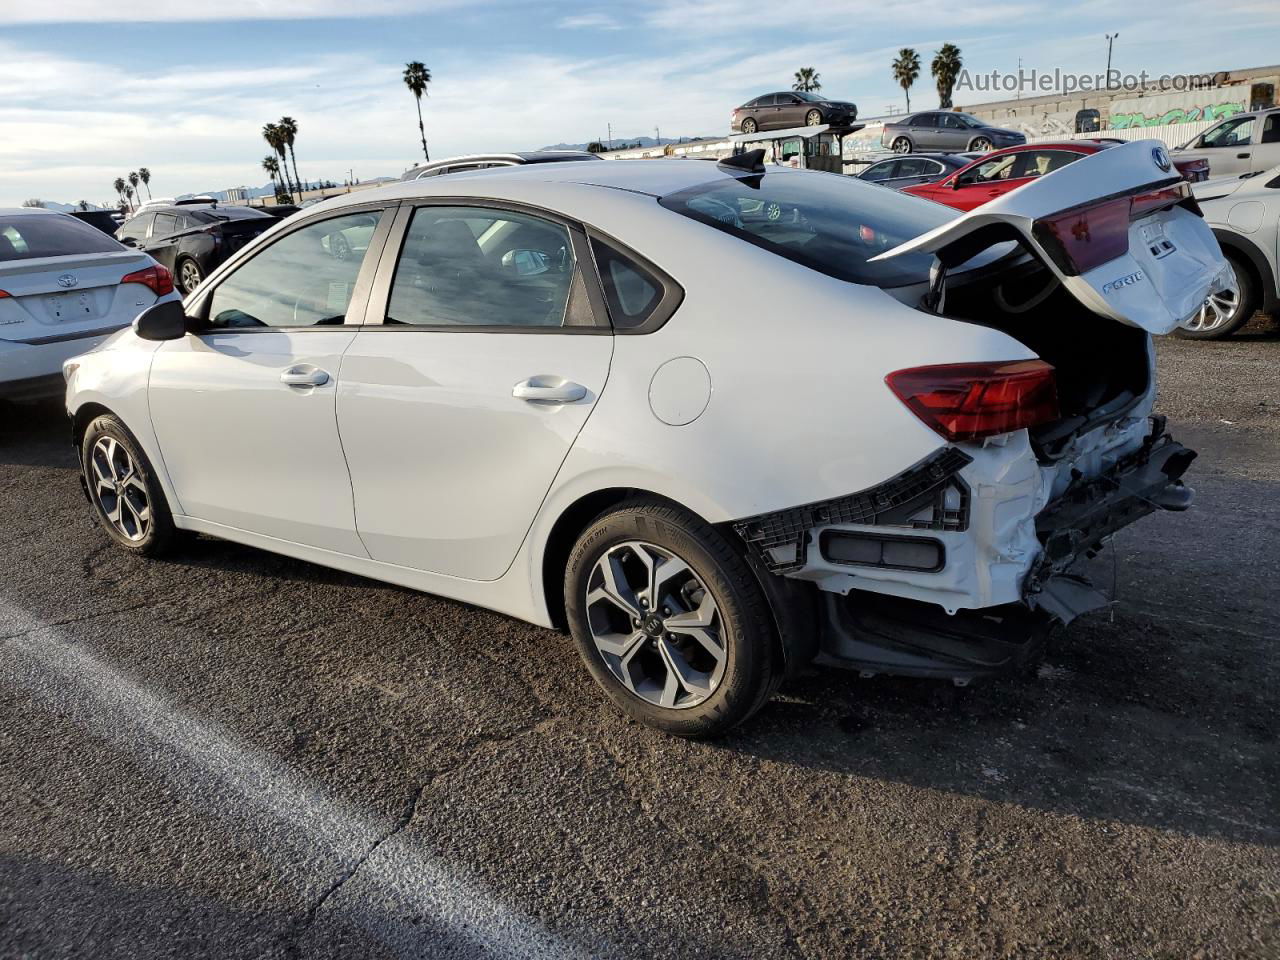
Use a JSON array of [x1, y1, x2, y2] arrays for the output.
[[112, 177, 126, 208], [931, 44, 963, 109], [77, 200, 90, 211], [262, 155, 282, 200], [403, 61, 432, 161], [262, 123, 294, 200], [278, 116, 304, 194], [792, 67, 822, 93], [124, 185, 135, 212], [892, 48, 922, 113], [138, 167, 152, 200], [128, 171, 140, 207]]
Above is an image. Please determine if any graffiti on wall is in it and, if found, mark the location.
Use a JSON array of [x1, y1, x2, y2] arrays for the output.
[[1111, 100, 1246, 128]]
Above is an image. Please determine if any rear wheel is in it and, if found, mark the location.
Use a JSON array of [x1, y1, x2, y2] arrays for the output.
[[741, 118, 758, 134], [969, 136, 993, 152], [1176, 256, 1257, 340], [81, 414, 177, 556], [892, 136, 912, 154], [177, 257, 204, 296], [565, 499, 778, 737], [805, 109, 823, 126]]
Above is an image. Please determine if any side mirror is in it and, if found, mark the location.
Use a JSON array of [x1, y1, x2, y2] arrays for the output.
[[133, 299, 190, 341], [951, 178, 964, 190], [118, 236, 137, 247], [500, 249, 550, 277]]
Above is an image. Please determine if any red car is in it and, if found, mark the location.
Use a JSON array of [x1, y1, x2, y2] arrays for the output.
[[901, 141, 1209, 211]]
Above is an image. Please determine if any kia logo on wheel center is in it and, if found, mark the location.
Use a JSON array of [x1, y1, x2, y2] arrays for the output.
[[57, 274, 78, 288]]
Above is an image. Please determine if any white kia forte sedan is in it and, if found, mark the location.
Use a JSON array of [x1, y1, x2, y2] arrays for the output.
[[64, 142, 1230, 736]]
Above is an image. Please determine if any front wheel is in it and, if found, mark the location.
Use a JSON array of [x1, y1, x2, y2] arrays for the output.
[[741, 118, 758, 134], [565, 499, 779, 737], [892, 136, 912, 154], [805, 109, 823, 126], [1176, 257, 1257, 339], [969, 136, 993, 152], [81, 414, 177, 555]]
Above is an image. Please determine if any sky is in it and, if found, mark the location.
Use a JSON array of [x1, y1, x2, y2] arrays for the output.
[[1, 0, 1277, 207]]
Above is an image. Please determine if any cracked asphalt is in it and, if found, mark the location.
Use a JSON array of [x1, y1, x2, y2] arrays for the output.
[[1, 322, 1277, 959]]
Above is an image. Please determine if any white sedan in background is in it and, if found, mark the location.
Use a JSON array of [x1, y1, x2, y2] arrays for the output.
[[0, 207, 178, 402], [64, 143, 1227, 736]]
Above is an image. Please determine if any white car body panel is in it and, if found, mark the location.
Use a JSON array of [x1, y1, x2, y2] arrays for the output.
[[147, 330, 367, 555], [337, 330, 614, 580], [63, 157, 1208, 633], [874, 140, 1234, 335]]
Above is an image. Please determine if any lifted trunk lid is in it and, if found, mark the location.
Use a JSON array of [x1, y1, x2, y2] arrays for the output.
[[872, 139, 1233, 335]]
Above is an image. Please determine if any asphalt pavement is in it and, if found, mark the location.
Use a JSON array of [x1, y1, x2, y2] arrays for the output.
[[1, 322, 1277, 959]]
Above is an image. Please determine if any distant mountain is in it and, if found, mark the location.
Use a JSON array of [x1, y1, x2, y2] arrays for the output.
[[538, 135, 718, 151], [24, 200, 107, 213]]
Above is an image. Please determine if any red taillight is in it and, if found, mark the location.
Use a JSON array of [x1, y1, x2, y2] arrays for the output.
[[120, 264, 175, 297], [0, 290, 10, 298], [886, 360, 1059, 442], [1032, 181, 1192, 276]]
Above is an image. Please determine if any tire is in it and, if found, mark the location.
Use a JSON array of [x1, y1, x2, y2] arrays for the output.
[[741, 118, 758, 134], [805, 109, 823, 127], [81, 414, 177, 556], [892, 136, 912, 154], [565, 498, 779, 738], [1175, 255, 1257, 340], [177, 257, 204, 296], [969, 137, 993, 152]]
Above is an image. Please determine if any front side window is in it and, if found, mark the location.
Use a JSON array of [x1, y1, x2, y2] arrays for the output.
[[896, 158, 937, 177], [659, 172, 953, 289], [1022, 151, 1079, 177], [206, 210, 382, 329], [862, 161, 897, 182], [386, 206, 575, 328], [1201, 116, 1255, 147], [958, 154, 1019, 185]]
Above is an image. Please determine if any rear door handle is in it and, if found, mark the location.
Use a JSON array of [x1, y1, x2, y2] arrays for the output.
[[1237, 152, 1251, 159], [280, 365, 330, 387], [512, 378, 586, 403]]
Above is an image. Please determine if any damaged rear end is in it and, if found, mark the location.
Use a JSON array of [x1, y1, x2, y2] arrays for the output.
[[738, 141, 1222, 682]]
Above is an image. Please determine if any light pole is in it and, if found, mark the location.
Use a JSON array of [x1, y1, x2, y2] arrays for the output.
[[1105, 33, 1119, 88]]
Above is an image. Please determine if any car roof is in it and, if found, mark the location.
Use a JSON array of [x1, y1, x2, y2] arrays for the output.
[[320, 157, 778, 212], [0, 207, 64, 217]]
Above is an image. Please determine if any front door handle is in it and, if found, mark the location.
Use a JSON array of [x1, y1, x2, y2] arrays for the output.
[[1237, 152, 1251, 159], [280, 365, 330, 387], [512, 377, 587, 403]]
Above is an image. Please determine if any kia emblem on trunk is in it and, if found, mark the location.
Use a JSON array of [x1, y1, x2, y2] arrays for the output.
[[57, 274, 78, 288], [1151, 146, 1172, 173]]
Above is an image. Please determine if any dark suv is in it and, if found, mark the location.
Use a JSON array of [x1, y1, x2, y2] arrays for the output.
[[880, 111, 1025, 154], [116, 201, 276, 295], [731, 92, 858, 134]]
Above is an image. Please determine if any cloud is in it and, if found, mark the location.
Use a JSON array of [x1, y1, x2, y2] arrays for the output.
[[0, 0, 466, 23], [557, 12, 623, 30]]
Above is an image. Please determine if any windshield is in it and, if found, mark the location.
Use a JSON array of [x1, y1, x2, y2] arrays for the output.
[[658, 171, 953, 288], [0, 214, 122, 261], [792, 91, 827, 103], [955, 114, 983, 128], [188, 207, 272, 223]]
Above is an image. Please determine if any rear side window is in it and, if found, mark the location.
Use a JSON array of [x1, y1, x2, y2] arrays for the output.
[[659, 172, 952, 289], [117, 214, 153, 241], [0, 214, 122, 261], [152, 213, 178, 237], [591, 239, 664, 329]]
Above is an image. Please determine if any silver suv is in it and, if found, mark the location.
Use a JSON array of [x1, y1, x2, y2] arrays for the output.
[[1172, 108, 1280, 177]]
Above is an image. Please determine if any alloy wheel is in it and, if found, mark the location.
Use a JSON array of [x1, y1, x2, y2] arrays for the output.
[[332, 235, 352, 261], [89, 436, 150, 542], [805, 110, 822, 126], [893, 138, 911, 154], [742, 119, 757, 134], [1184, 284, 1240, 333], [180, 260, 202, 293], [584, 541, 727, 710], [971, 137, 993, 152]]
